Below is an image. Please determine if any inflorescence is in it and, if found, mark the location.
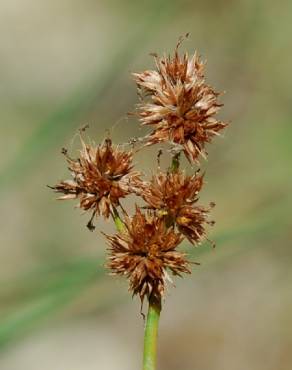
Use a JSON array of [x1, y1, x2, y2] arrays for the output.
[[51, 38, 228, 305]]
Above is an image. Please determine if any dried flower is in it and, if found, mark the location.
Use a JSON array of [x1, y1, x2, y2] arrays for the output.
[[106, 208, 191, 302], [133, 44, 227, 162], [141, 170, 214, 244], [51, 138, 141, 228]]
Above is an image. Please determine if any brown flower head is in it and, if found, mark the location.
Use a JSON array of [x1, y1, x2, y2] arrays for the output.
[[133, 43, 227, 162], [51, 138, 141, 228], [141, 170, 214, 244], [106, 208, 191, 302]]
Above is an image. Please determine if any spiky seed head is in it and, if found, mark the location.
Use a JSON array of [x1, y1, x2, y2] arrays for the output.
[[51, 138, 141, 228], [133, 44, 227, 162], [141, 170, 214, 244], [106, 208, 191, 303]]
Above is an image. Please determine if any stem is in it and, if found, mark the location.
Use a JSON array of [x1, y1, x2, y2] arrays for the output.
[[169, 152, 181, 172], [143, 296, 161, 370], [114, 214, 124, 233], [112, 207, 125, 233]]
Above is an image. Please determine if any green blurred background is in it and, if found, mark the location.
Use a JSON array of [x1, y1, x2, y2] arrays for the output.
[[1, 0, 291, 369]]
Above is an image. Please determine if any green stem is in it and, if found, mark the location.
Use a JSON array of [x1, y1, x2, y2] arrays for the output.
[[143, 296, 161, 370], [114, 215, 124, 233], [169, 152, 181, 172], [112, 208, 125, 233]]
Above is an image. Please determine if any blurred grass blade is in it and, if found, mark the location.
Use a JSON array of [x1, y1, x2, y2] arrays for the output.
[[0, 260, 100, 348]]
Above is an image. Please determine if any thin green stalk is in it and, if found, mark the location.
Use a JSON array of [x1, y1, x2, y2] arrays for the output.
[[114, 215, 125, 233], [112, 208, 125, 233], [169, 152, 181, 172], [143, 296, 161, 370]]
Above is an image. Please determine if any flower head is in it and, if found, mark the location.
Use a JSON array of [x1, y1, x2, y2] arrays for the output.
[[106, 208, 190, 302], [141, 170, 214, 244], [133, 44, 227, 162], [51, 138, 141, 228]]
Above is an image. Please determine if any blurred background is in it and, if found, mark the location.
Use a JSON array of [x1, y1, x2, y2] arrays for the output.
[[0, 0, 291, 369]]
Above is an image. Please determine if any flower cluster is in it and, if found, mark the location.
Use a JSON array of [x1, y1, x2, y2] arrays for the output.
[[51, 40, 227, 304], [141, 170, 215, 244], [133, 45, 227, 162], [51, 138, 141, 229], [106, 208, 190, 303]]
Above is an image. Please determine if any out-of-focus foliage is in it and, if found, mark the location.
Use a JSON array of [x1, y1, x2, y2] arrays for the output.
[[0, 0, 291, 369]]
